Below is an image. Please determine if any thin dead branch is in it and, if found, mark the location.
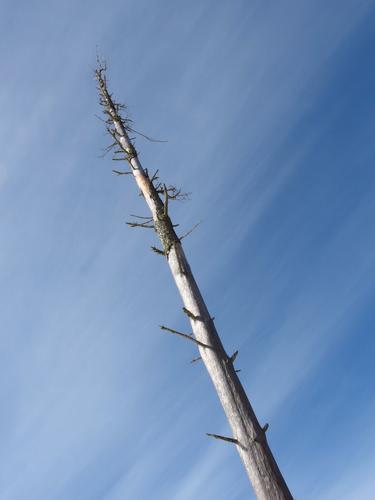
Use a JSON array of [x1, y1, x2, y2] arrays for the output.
[[191, 356, 202, 363], [206, 433, 239, 445], [160, 325, 213, 349], [179, 221, 201, 241], [127, 126, 167, 143], [150, 169, 159, 183], [112, 169, 132, 175], [126, 221, 155, 229], [150, 246, 165, 255]]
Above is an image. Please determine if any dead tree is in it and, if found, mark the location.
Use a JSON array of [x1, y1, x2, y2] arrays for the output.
[[95, 63, 293, 500]]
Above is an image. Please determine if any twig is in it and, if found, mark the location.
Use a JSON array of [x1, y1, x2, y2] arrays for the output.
[[126, 221, 155, 229], [179, 221, 201, 241], [206, 433, 239, 445], [160, 325, 212, 349], [112, 169, 132, 175], [191, 356, 202, 363], [127, 126, 168, 143], [150, 169, 159, 183], [151, 246, 165, 255], [100, 141, 118, 157]]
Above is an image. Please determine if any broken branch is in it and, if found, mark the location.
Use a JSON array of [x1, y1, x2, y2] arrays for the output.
[[228, 350, 239, 364], [182, 307, 202, 321]]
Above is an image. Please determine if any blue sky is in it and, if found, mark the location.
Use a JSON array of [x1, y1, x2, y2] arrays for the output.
[[1, 1, 375, 498]]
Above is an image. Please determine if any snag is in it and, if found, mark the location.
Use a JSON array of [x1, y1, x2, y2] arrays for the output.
[[95, 61, 293, 500]]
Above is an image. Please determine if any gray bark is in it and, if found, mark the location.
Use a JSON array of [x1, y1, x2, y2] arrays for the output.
[[96, 67, 293, 500]]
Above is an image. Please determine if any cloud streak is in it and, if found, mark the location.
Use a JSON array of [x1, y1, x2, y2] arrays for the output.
[[1, 0, 374, 499]]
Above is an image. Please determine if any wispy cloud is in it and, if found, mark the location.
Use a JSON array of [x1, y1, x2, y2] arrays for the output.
[[1, 0, 374, 499]]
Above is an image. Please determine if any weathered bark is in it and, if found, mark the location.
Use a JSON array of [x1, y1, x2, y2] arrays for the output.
[[95, 67, 293, 500]]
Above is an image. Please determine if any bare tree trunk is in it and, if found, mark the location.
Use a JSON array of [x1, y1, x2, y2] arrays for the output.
[[95, 65, 293, 500]]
